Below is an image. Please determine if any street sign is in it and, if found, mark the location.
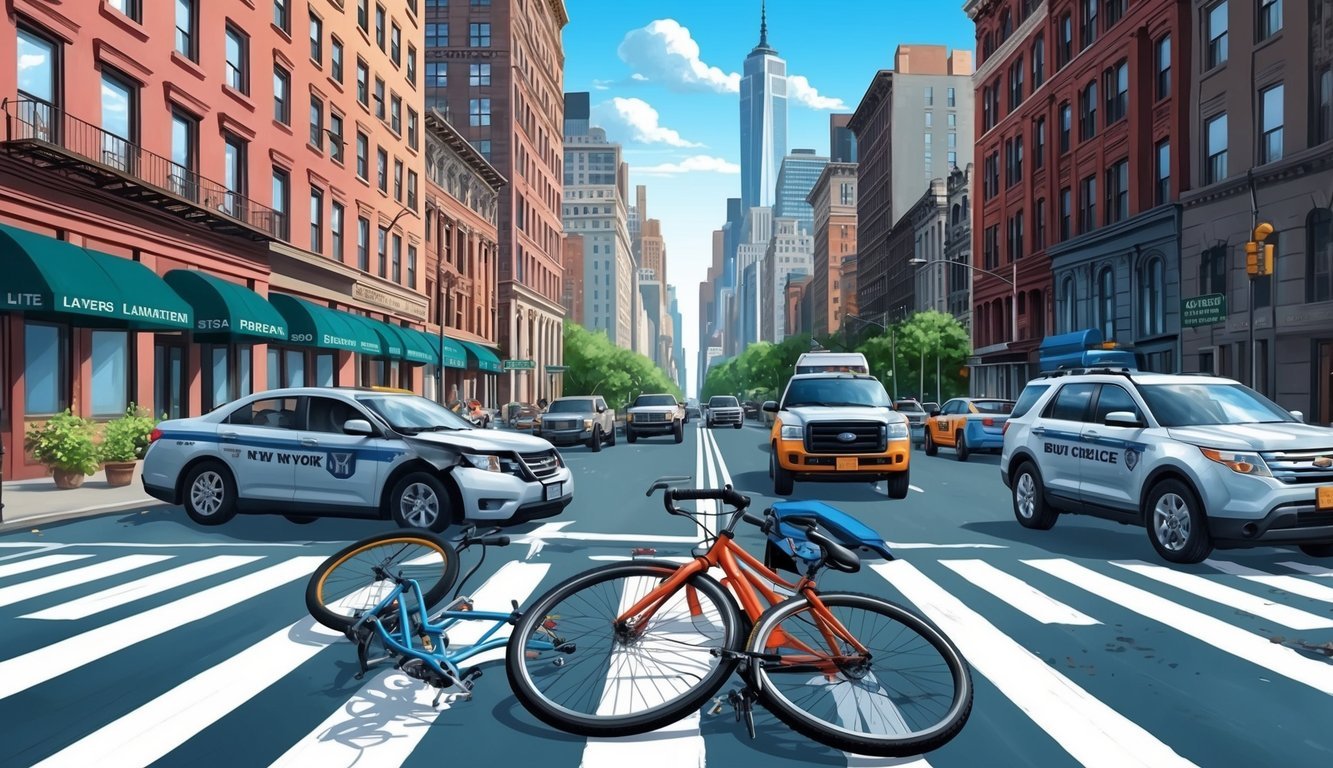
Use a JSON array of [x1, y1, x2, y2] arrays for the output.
[[502, 359, 535, 370], [1181, 294, 1226, 328], [545, 365, 568, 374]]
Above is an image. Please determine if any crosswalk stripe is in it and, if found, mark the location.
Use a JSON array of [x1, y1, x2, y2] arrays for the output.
[[20, 556, 265, 621], [0, 555, 174, 609], [1278, 562, 1333, 577], [940, 560, 1100, 625], [1026, 559, 1333, 695], [872, 561, 1196, 768], [0, 554, 94, 579], [0, 556, 323, 702], [1203, 559, 1333, 604], [1108, 560, 1333, 630], [271, 560, 550, 767]]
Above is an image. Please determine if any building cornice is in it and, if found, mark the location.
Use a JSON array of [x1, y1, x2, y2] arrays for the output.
[[973, 1, 1049, 84], [1179, 145, 1333, 211], [1047, 204, 1180, 263], [425, 108, 507, 190], [848, 71, 893, 135]]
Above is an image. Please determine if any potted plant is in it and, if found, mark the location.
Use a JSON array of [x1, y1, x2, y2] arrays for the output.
[[99, 404, 156, 487], [24, 410, 101, 489]]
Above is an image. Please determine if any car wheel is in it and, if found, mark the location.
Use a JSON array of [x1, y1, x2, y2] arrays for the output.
[[674, 421, 684, 444], [1012, 462, 1058, 530], [924, 430, 938, 456], [182, 461, 239, 526], [1299, 543, 1333, 558], [886, 471, 910, 499], [1146, 478, 1213, 564], [627, 428, 637, 444], [589, 426, 603, 452], [733, 421, 742, 429], [607, 424, 617, 446], [955, 430, 969, 461], [389, 472, 453, 532], [773, 443, 794, 496]]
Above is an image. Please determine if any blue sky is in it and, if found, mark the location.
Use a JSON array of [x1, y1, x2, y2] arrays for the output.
[[562, 0, 976, 394]]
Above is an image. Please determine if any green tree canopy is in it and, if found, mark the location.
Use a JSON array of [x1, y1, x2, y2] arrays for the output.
[[562, 323, 681, 411]]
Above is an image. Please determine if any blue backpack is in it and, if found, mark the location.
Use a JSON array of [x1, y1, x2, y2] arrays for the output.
[[762, 500, 896, 574]]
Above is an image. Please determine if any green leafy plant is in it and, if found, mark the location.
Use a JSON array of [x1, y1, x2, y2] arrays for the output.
[[24, 410, 101, 475], [99, 404, 157, 463]]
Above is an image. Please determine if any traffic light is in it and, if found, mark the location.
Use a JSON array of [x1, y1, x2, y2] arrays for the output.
[[1245, 241, 1260, 276], [1245, 222, 1276, 278]]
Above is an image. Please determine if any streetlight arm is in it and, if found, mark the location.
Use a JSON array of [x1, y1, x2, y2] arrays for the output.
[[910, 258, 1014, 286]]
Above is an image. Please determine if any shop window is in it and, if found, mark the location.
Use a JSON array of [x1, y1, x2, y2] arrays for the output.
[[91, 331, 130, 416], [284, 349, 305, 388], [315, 353, 335, 386], [25, 323, 68, 416], [203, 344, 253, 412]]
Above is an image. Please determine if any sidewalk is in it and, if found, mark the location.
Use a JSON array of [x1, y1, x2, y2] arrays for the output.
[[1, 464, 165, 531]]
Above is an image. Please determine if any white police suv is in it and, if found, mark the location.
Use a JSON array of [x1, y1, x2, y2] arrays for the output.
[[1001, 368, 1333, 564], [142, 387, 573, 531]]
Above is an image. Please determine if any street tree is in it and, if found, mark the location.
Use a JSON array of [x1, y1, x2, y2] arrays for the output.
[[562, 323, 680, 411]]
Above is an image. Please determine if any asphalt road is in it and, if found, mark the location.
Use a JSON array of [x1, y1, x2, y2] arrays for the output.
[[2, 420, 1332, 767]]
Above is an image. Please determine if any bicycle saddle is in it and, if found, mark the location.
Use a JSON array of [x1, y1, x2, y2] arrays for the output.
[[767, 500, 896, 561]]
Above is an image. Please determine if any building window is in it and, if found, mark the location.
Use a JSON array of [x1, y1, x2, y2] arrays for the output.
[[273, 67, 290, 124], [331, 201, 344, 262], [1059, 103, 1072, 152], [1309, 209, 1333, 303], [1097, 266, 1114, 338], [1059, 188, 1071, 240], [309, 95, 323, 148], [408, 169, 418, 209], [374, 78, 385, 119], [427, 62, 447, 87], [377, 226, 388, 276], [1258, 0, 1282, 40], [328, 112, 344, 163], [1079, 81, 1098, 140], [477, 139, 491, 159], [1081, 0, 1098, 50], [947, 87, 956, 107], [310, 12, 322, 64], [427, 23, 448, 47], [356, 132, 368, 179], [1207, 1, 1229, 69], [274, 0, 289, 31], [1080, 175, 1097, 234], [309, 186, 324, 252], [1205, 112, 1228, 183], [357, 60, 369, 105], [1057, 13, 1072, 68], [1318, 65, 1333, 146], [1156, 35, 1171, 100], [1155, 140, 1170, 205], [1106, 159, 1129, 224], [271, 167, 290, 240], [375, 4, 386, 49], [407, 109, 418, 149], [391, 22, 401, 66], [357, 216, 370, 270], [175, 0, 196, 61], [1034, 198, 1047, 250], [331, 38, 343, 83], [91, 331, 130, 416], [25, 323, 68, 416], [1009, 57, 1024, 109], [393, 159, 403, 200], [1105, 60, 1128, 125], [377, 148, 388, 192], [1140, 257, 1163, 336], [407, 46, 417, 85], [469, 22, 491, 47], [470, 98, 491, 126], [1201, 244, 1229, 296], [222, 133, 247, 217], [225, 25, 248, 93], [391, 94, 402, 134], [99, 69, 135, 170], [1060, 277, 1076, 331], [357, 0, 368, 30], [170, 109, 197, 195], [1034, 117, 1046, 169], [408, 244, 417, 288], [924, 86, 934, 106], [392, 233, 402, 282], [1259, 83, 1284, 164]]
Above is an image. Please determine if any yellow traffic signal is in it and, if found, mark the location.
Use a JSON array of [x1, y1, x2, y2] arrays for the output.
[[1253, 222, 1275, 242], [1246, 241, 1260, 276], [1263, 243, 1274, 276]]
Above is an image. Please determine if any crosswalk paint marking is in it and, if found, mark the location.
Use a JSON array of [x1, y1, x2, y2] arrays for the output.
[[873, 561, 1196, 768], [0, 555, 174, 609], [0, 554, 94, 579], [1109, 560, 1333, 630], [1203, 560, 1333, 605], [1026, 558, 1333, 695], [0, 556, 323, 702], [941, 560, 1100, 625], [694, 424, 709, 540], [21, 556, 264, 621], [1278, 562, 1333, 578]]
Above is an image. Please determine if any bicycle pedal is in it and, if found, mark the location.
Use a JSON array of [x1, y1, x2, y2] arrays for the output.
[[708, 697, 725, 716]]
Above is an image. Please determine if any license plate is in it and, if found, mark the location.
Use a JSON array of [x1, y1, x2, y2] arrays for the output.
[[836, 457, 858, 471], [544, 482, 563, 501], [1318, 486, 1333, 511]]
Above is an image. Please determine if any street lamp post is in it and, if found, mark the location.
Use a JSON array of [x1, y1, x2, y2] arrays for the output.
[[910, 257, 1018, 395], [845, 313, 898, 399]]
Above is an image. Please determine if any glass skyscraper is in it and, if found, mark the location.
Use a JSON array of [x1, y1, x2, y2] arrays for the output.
[[739, 3, 787, 212], [774, 149, 828, 237]]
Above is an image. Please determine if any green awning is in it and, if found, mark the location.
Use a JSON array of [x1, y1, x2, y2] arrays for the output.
[[0, 222, 192, 330], [163, 269, 288, 342], [459, 340, 503, 373], [269, 294, 382, 354], [366, 319, 439, 365], [413, 329, 467, 369]]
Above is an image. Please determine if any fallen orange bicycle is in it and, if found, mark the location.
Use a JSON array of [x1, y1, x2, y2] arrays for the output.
[[505, 476, 973, 757]]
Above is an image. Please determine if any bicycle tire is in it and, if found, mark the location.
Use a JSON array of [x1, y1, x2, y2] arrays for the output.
[[747, 591, 973, 757], [305, 530, 460, 632], [505, 560, 744, 737]]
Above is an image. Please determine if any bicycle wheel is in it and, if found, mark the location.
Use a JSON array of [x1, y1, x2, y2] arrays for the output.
[[505, 560, 744, 737], [305, 530, 460, 632], [747, 591, 972, 757]]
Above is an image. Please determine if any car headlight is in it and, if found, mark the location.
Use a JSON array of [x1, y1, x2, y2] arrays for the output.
[[626, 413, 634, 423], [1200, 448, 1272, 477], [780, 424, 803, 440], [886, 422, 910, 440], [583, 419, 593, 430], [463, 453, 502, 472]]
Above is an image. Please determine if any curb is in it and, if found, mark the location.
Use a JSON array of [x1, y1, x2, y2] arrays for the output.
[[0, 498, 170, 533]]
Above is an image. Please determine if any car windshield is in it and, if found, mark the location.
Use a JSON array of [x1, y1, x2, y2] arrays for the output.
[[895, 401, 925, 413], [709, 396, 739, 407], [973, 400, 1015, 414], [783, 378, 892, 409], [547, 399, 592, 414], [1138, 383, 1296, 427], [634, 394, 677, 407], [355, 395, 474, 433]]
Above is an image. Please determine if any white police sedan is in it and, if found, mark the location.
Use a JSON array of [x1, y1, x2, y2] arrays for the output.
[[142, 387, 573, 531]]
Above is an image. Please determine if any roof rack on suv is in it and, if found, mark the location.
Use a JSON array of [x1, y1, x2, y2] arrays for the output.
[[1032, 366, 1137, 381]]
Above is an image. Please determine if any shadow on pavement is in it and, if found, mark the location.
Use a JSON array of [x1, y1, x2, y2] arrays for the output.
[[960, 519, 1152, 559]]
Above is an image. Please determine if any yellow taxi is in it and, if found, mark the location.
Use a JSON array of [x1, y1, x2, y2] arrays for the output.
[[923, 397, 1016, 461]]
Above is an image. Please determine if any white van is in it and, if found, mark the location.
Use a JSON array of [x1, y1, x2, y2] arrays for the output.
[[794, 352, 870, 375]]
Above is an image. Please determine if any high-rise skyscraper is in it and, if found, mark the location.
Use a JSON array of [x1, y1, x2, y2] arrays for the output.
[[739, 1, 788, 212], [830, 114, 858, 163], [774, 149, 829, 237]]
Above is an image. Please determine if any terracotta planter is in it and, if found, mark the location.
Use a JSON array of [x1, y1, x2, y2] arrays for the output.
[[104, 461, 138, 487], [53, 469, 87, 489]]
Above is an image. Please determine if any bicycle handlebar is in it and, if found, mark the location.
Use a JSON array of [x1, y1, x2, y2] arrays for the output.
[[665, 485, 750, 511]]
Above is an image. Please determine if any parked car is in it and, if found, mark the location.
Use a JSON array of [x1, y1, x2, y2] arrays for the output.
[[506, 403, 541, 431], [142, 387, 573, 531], [626, 393, 686, 444], [893, 399, 929, 444], [706, 395, 745, 429], [685, 402, 703, 421], [534, 395, 617, 452]]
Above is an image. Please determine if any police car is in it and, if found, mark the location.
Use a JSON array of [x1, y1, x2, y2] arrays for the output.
[[142, 387, 573, 532], [1001, 368, 1333, 564]]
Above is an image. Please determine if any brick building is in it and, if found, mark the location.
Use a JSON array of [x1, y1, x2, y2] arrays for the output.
[[807, 162, 858, 337]]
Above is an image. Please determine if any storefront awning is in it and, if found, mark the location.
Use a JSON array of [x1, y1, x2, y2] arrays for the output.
[[366, 319, 439, 365], [0, 222, 192, 330], [163, 269, 288, 342], [459, 340, 503, 373], [413, 329, 467, 369], [269, 294, 382, 354]]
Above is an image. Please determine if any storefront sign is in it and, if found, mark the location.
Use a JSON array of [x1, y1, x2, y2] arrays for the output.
[[503, 359, 536, 370], [352, 283, 425, 318], [197, 318, 287, 337], [4, 292, 43, 308], [1181, 294, 1226, 328], [545, 365, 568, 374], [57, 296, 190, 325]]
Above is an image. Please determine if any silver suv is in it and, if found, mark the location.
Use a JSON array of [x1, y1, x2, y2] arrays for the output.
[[534, 395, 617, 452], [705, 395, 744, 429], [1001, 368, 1333, 564]]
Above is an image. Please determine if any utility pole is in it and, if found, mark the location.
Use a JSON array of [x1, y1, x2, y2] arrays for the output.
[[1245, 222, 1275, 392]]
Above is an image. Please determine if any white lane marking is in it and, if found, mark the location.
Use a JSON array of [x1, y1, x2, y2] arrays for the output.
[[589, 556, 695, 563], [1204, 560, 1333, 605], [708, 426, 734, 488], [0, 554, 93, 578], [1278, 562, 1333, 578], [0, 555, 173, 609], [873, 561, 1196, 768], [21, 556, 265, 621], [887, 542, 1007, 550], [941, 560, 1100, 625], [1027, 558, 1333, 694], [0, 543, 48, 547], [0, 556, 323, 702], [0, 541, 337, 548], [699, 426, 719, 539], [909, 485, 925, 494], [271, 561, 550, 766], [1109, 560, 1333, 630]]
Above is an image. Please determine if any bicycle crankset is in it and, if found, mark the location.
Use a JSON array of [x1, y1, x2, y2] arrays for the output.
[[708, 687, 758, 740]]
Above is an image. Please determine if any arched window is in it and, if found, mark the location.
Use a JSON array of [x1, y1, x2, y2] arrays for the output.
[[1139, 255, 1164, 336], [1032, 34, 1046, 87], [1097, 266, 1115, 338], [1060, 276, 1076, 331], [951, 203, 961, 224], [1000, 8, 1013, 41], [1309, 209, 1333, 303]]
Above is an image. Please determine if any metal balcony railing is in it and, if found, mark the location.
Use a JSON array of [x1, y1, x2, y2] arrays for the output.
[[2, 98, 284, 241]]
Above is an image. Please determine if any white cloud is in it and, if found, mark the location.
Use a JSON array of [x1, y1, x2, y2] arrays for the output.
[[617, 19, 740, 94], [593, 97, 702, 148], [634, 155, 740, 175], [787, 75, 848, 111], [631, 73, 649, 82], [591, 79, 613, 91]]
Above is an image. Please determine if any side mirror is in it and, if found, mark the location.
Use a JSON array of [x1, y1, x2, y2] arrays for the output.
[[1104, 411, 1144, 429], [1290, 410, 1304, 423], [343, 419, 375, 436], [930, 410, 941, 418], [762, 400, 778, 413], [597, 405, 606, 413]]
